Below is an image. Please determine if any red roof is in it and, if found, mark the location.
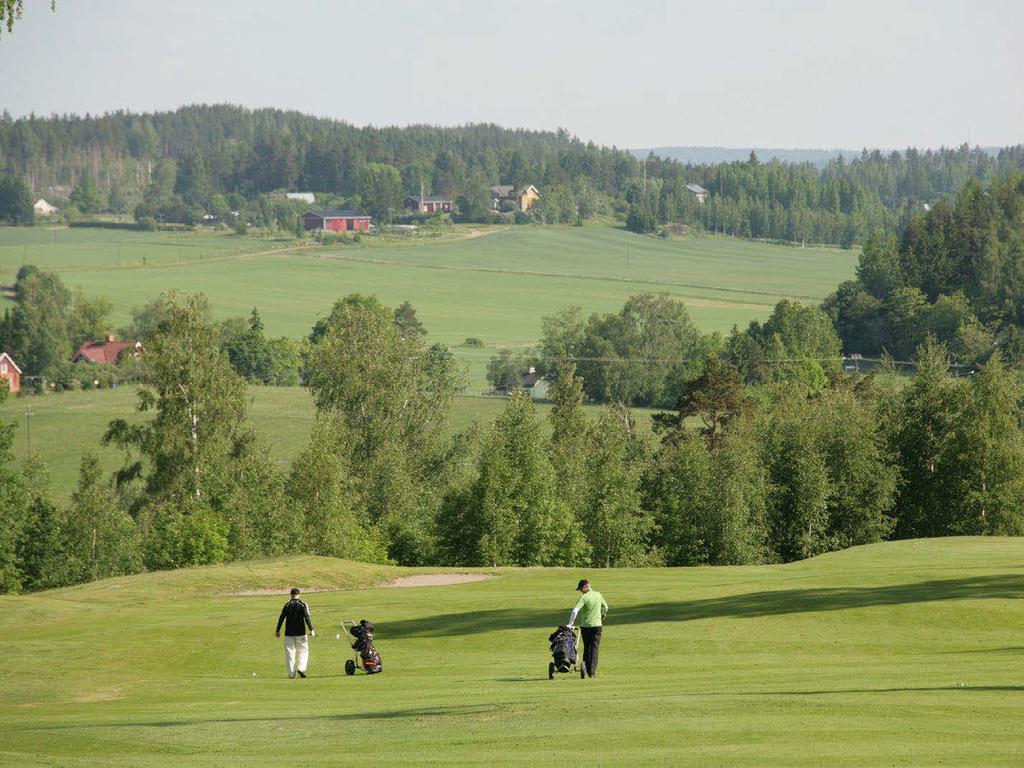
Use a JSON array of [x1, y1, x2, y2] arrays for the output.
[[73, 339, 139, 365]]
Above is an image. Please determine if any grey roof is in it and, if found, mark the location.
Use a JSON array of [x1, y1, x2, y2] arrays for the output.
[[686, 183, 709, 195], [305, 209, 370, 218], [490, 184, 515, 197]]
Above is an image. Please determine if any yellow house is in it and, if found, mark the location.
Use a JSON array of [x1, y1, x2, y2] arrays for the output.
[[517, 185, 540, 212]]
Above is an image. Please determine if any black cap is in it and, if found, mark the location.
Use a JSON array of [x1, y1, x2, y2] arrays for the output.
[[290, 587, 300, 595], [576, 579, 589, 591]]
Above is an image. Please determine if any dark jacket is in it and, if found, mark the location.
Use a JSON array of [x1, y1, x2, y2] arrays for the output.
[[276, 598, 313, 637]]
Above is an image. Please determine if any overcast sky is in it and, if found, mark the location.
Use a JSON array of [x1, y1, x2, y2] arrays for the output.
[[1, 0, 1021, 150]]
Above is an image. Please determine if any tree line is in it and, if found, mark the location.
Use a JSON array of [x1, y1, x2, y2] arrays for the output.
[[624, 147, 1024, 246], [825, 173, 1024, 366], [0, 265, 304, 384], [2, 105, 1022, 243], [3, 291, 1022, 593]]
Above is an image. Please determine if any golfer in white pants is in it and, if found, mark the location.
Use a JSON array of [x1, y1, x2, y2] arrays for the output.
[[276, 587, 315, 678]]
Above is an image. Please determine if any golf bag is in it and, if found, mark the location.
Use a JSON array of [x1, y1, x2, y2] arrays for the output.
[[350, 619, 382, 674], [549, 625, 578, 673]]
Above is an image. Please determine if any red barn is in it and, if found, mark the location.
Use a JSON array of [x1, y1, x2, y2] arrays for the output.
[[0, 352, 20, 393], [301, 210, 372, 233]]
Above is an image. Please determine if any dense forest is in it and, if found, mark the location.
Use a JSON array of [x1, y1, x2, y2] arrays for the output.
[[2, 105, 1023, 244], [824, 174, 1024, 365]]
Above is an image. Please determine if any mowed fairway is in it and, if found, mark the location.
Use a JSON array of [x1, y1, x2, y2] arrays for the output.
[[0, 225, 857, 390], [1, 538, 1022, 765]]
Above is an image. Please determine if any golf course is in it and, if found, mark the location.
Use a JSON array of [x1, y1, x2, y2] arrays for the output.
[[1, 537, 1021, 765]]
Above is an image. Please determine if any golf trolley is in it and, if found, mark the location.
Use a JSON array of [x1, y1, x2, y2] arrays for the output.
[[340, 619, 382, 675], [548, 625, 585, 679]]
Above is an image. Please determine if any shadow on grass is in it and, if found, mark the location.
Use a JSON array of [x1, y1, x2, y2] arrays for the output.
[[750, 686, 1024, 696], [383, 574, 1024, 638], [35, 704, 502, 730]]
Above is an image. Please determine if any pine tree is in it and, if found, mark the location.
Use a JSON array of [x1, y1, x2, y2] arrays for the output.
[[64, 455, 141, 584], [583, 405, 651, 566], [548, 362, 589, 529], [941, 352, 1024, 534], [889, 339, 961, 537], [16, 456, 69, 591], [462, 392, 584, 566]]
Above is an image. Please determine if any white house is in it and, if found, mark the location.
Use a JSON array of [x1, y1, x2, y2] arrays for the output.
[[285, 192, 316, 204], [34, 199, 58, 216], [685, 184, 709, 204]]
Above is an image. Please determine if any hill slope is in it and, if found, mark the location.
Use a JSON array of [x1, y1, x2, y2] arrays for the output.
[[1, 538, 1022, 765]]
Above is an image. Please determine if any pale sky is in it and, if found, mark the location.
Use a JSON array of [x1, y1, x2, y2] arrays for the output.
[[1, 0, 1021, 150]]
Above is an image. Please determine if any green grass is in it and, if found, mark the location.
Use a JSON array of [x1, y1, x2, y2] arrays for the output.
[[1, 538, 1022, 765], [0, 387, 659, 500], [0, 224, 857, 390]]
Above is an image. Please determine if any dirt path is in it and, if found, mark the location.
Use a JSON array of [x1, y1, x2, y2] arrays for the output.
[[462, 227, 507, 239]]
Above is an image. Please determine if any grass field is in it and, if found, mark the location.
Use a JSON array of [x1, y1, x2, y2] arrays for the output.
[[1, 538, 1022, 765], [0, 387, 660, 500], [0, 224, 857, 390]]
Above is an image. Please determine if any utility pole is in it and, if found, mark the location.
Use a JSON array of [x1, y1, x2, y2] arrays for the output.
[[642, 157, 647, 195], [26, 403, 31, 457]]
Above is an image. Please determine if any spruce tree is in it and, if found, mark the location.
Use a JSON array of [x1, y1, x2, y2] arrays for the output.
[[64, 455, 141, 584]]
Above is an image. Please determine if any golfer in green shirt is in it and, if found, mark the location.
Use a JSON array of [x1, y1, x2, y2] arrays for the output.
[[568, 578, 608, 678]]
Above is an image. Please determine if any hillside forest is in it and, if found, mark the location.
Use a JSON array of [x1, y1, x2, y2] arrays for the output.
[[2, 105, 1023, 244]]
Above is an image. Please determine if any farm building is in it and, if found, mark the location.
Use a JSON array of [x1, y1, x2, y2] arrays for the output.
[[490, 184, 540, 212], [285, 192, 316, 204], [404, 195, 453, 214], [73, 336, 141, 365], [34, 199, 58, 216], [0, 353, 21, 393], [301, 210, 372, 233], [521, 369, 550, 400], [493, 368, 550, 400], [686, 183, 709, 204]]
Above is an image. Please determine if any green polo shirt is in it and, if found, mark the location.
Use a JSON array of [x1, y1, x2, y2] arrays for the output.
[[573, 589, 608, 628]]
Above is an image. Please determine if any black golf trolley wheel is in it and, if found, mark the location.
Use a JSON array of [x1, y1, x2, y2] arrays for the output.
[[345, 659, 356, 676], [548, 662, 555, 680]]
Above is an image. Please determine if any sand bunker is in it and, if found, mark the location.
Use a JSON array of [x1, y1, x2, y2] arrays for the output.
[[379, 573, 493, 588], [226, 573, 493, 596]]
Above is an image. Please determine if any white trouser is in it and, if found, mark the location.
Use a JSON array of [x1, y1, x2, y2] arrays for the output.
[[283, 635, 309, 678]]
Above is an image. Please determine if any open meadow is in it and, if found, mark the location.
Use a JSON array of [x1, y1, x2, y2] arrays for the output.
[[0, 224, 857, 390], [1, 537, 1021, 766]]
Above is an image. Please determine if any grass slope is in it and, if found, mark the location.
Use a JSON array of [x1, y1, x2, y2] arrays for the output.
[[0, 224, 857, 390], [1, 538, 1022, 765]]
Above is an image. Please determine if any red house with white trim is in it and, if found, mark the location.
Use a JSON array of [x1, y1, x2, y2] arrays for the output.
[[0, 353, 20, 393], [301, 210, 372, 233]]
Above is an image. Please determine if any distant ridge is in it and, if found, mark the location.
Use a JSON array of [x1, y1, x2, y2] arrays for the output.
[[633, 146, 860, 168], [633, 145, 1005, 168]]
